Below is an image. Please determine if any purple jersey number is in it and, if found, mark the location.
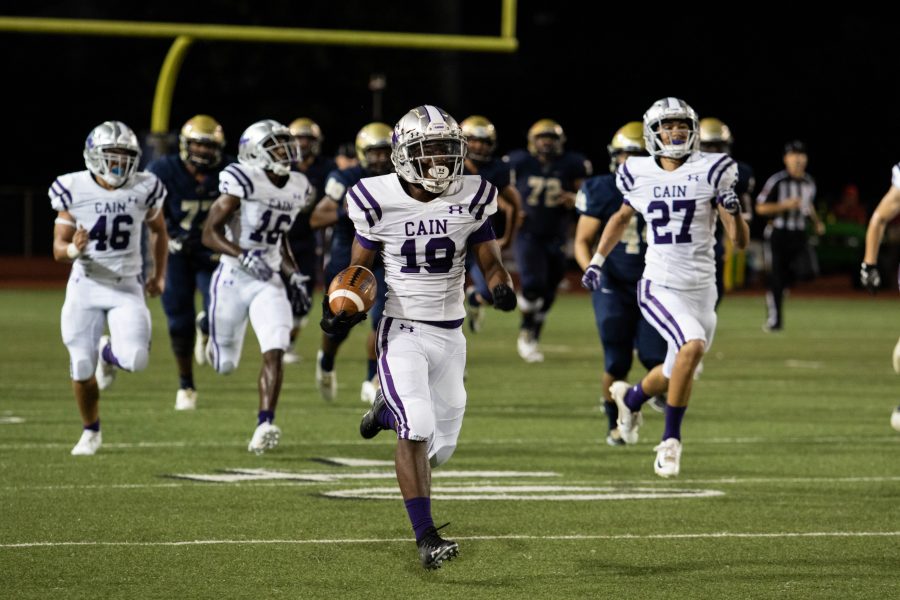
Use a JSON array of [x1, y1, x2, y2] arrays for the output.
[[646, 200, 695, 245]]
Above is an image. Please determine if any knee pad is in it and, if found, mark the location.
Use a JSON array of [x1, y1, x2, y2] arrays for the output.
[[120, 347, 149, 372], [215, 360, 237, 375], [604, 351, 633, 381], [429, 443, 457, 468], [70, 356, 95, 382], [170, 335, 194, 357], [167, 314, 195, 340]]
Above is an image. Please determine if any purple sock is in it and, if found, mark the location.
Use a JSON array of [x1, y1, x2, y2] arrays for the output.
[[376, 406, 396, 431], [101, 343, 121, 368], [662, 405, 687, 440], [258, 410, 274, 425], [624, 382, 650, 412], [84, 419, 100, 432], [404, 497, 434, 542]]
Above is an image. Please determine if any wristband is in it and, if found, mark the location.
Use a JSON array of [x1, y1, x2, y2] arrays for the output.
[[66, 243, 82, 260], [589, 253, 606, 268]]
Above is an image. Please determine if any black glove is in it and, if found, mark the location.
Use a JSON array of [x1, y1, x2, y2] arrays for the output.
[[860, 262, 881, 293], [319, 294, 368, 336], [491, 283, 517, 312], [287, 272, 312, 317]]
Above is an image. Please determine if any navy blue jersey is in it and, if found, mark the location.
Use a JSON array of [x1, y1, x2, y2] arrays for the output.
[[576, 173, 647, 284], [506, 149, 591, 238], [736, 160, 755, 198], [465, 158, 511, 189], [147, 154, 230, 247], [466, 158, 512, 238], [326, 165, 369, 253], [288, 155, 338, 243]]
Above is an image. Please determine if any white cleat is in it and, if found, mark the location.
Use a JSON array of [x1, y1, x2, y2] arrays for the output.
[[891, 405, 900, 432], [316, 350, 337, 401], [248, 422, 281, 455], [283, 346, 301, 364], [175, 388, 197, 411], [194, 311, 208, 366], [653, 438, 682, 478], [892, 336, 900, 374], [95, 335, 116, 391], [360, 377, 379, 405], [610, 381, 642, 444], [71, 429, 102, 456], [516, 331, 544, 363]]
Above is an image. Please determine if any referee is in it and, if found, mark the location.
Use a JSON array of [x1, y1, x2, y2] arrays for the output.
[[755, 140, 826, 331]]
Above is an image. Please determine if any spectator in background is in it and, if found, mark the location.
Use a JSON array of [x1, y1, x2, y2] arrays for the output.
[[831, 184, 868, 226], [335, 142, 359, 170]]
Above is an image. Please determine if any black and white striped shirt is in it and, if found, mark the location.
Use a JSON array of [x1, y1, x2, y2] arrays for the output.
[[756, 170, 817, 232]]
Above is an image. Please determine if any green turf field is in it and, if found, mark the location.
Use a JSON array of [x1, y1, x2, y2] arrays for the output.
[[1, 289, 897, 599]]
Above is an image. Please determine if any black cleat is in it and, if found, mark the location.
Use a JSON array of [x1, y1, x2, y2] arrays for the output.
[[417, 524, 459, 570], [359, 390, 387, 439]]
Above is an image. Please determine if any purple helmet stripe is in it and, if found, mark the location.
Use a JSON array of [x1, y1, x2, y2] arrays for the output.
[[356, 180, 383, 220], [377, 317, 409, 438], [474, 184, 497, 221], [713, 159, 736, 189], [467, 178, 488, 214], [706, 155, 730, 184], [347, 186, 375, 227], [643, 281, 686, 347], [424, 105, 445, 124]]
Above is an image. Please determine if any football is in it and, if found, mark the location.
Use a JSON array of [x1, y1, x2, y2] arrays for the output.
[[327, 265, 378, 316]]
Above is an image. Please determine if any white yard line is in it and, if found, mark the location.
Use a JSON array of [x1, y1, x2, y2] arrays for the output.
[[3, 531, 898, 549], [1, 435, 897, 450]]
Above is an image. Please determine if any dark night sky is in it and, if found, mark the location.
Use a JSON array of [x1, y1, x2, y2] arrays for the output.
[[2, 3, 898, 238]]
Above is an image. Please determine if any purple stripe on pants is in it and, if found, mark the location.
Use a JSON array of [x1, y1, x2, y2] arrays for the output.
[[209, 265, 223, 371], [377, 317, 409, 438], [637, 281, 682, 349], [643, 281, 686, 347]]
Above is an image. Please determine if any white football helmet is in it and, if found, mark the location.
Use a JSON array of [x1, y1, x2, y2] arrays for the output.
[[391, 105, 467, 193], [83, 121, 142, 188], [238, 119, 300, 176], [643, 97, 699, 159]]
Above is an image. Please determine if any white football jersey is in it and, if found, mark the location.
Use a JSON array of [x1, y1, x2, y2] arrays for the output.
[[616, 152, 737, 290], [892, 162, 900, 189], [49, 170, 166, 277], [348, 175, 498, 321], [218, 163, 311, 271]]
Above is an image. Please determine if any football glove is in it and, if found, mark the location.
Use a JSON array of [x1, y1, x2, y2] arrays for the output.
[[717, 190, 742, 215], [287, 272, 312, 316], [491, 283, 517, 311], [319, 294, 367, 337], [860, 262, 881, 293], [239, 249, 273, 281], [582, 265, 602, 291]]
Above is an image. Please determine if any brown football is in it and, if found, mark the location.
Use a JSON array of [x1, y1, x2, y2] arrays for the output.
[[327, 265, 378, 316]]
